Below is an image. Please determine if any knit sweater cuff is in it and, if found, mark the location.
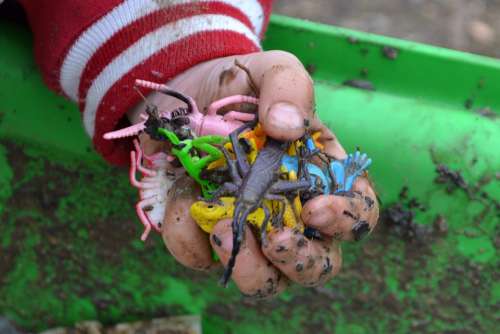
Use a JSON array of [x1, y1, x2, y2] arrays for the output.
[[21, 0, 272, 165]]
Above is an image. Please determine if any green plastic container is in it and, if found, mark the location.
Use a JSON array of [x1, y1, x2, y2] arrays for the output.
[[0, 15, 498, 334]]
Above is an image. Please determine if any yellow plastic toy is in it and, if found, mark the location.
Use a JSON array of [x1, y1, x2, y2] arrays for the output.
[[190, 196, 304, 234]]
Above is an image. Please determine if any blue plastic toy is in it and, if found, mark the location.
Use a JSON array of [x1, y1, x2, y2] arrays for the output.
[[281, 138, 372, 195], [329, 151, 372, 192]]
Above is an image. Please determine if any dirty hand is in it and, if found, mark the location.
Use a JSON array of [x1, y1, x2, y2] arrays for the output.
[[129, 51, 379, 297]]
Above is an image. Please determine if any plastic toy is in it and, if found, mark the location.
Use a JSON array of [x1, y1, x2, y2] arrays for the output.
[[190, 197, 302, 234], [103, 82, 263, 198], [156, 127, 226, 198], [281, 139, 372, 195], [103, 79, 259, 140], [205, 123, 268, 171], [208, 122, 312, 286], [129, 139, 176, 241], [330, 151, 372, 192], [106, 100, 228, 198], [102, 82, 264, 240]]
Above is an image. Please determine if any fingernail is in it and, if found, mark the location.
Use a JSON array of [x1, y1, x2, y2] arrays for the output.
[[267, 102, 304, 131]]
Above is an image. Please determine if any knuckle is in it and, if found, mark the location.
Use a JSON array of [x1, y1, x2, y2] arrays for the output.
[[261, 50, 307, 74], [263, 50, 301, 64]]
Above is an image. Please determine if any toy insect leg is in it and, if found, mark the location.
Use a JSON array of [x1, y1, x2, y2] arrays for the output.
[[193, 142, 223, 169], [133, 140, 157, 177], [221, 205, 252, 286], [104, 121, 146, 140], [344, 151, 372, 184], [223, 111, 256, 122], [157, 128, 181, 145], [317, 153, 337, 194], [297, 145, 313, 175], [221, 146, 242, 183], [136, 197, 159, 241], [135, 79, 196, 114], [237, 207, 251, 245], [129, 150, 144, 188], [130, 154, 161, 190], [229, 123, 253, 175], [206, 95, 259, 116], [208, 182, 239, 201], [331, 151, 372, 192], [261, 204, 272, 246], [270, 179, 311, 194], [296, 153, 315, 189]]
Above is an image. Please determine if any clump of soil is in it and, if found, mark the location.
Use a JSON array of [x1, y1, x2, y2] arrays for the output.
[[381, 186, 441, 242], [434, 164, 468, 193]]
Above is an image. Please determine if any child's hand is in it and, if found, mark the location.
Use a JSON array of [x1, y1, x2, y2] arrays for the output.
[[129, 51, 379, 298]]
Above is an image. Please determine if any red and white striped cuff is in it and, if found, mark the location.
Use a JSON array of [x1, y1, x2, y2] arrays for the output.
[[58, 1, 270, 164]]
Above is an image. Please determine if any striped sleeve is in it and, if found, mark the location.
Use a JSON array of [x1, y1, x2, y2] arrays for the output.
[[19, 0, 273, 165]]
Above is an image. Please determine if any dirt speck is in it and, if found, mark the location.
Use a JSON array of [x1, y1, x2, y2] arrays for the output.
[[382, 46, 399, 60], [347, 36, 359, 44], [275, 245, 286, 252], [434, 164, 468, 193], [305, 64, 317, 75], [342, 79, 375, 91], [433, 215, 448, 235], [296, 238, 307, 247], [475, 107, 498, 119], [218, 67, 238, 87], [464, 98, 474, 109]]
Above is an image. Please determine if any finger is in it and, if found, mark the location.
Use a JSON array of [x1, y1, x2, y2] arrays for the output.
[[262, 228, 342, 287], [351, 176, 380, 231], [151, 50, 313, 140], [212, 54, 345, 157], [309, 117, 347, 159], [239, 51, 314, 141], [301, 191, 374, 241], [210, 219, 288, 298], [162, 176, 216, 271], [162, 57, 258, 114]]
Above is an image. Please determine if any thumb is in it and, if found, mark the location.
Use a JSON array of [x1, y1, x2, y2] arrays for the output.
[[246, 51, 315, 141]]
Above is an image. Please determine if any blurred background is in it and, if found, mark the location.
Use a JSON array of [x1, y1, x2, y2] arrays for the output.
[[274, 0, 499, 58]]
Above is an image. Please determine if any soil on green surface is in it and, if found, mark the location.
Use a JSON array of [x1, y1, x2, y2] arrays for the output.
[[0, 140, 498, 334]]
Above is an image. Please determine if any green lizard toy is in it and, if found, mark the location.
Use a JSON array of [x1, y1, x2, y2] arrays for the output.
[[157, 127, 226, 198]]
